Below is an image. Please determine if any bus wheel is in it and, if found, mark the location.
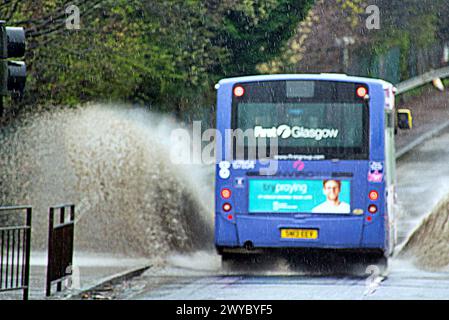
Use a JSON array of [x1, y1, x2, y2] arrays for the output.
[[221, 253, 244, 270], [221, 253, 261, 271]]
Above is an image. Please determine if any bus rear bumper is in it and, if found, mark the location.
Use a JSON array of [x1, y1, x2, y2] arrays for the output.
[[215, 214, 387, 253], [216, 246, 386, 258]]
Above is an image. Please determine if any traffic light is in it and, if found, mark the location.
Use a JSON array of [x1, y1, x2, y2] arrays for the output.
[[0, 20, 26, 98]]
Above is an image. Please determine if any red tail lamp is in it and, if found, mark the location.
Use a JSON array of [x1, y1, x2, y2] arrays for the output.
[[356, 86, 368, 98], [368, 204, 378, 214], [221, 188, 232, 199], [223, 203, 232, 212], [233, 86, 245, 97], [369, 190, 379, 201]]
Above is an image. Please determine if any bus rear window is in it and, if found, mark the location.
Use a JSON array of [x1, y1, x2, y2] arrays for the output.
[[232, 80, 369, 160]]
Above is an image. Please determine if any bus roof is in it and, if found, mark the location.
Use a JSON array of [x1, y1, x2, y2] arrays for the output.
[[217, 74, 392, 88]]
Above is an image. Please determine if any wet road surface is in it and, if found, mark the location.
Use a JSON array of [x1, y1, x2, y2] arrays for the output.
[[103, 129, 449, 300]]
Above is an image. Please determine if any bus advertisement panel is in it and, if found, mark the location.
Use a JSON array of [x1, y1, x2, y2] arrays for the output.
[[249, 179, 351, 214]]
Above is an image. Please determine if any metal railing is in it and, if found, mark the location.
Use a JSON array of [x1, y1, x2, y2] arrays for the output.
[[0, 206, 32, 300], [46, 204, 75, 297], [395, 66, 449, 94]]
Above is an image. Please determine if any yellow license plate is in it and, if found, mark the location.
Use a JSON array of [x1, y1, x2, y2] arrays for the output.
[[281, 229, 318, 239]]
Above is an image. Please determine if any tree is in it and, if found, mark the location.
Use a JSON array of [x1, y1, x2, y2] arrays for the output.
[[216, 0, 314, 76], [0, 0, 314, 116]]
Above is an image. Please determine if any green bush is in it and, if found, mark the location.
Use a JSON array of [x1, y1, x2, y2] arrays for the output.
[[3, 0, 313, 116]]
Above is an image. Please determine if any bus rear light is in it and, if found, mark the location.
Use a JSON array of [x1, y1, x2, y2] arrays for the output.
[[221, 188, 232, 199], [223, 203, 232, 212], [356, 86, 368, 98], [233, 86, 245, 97], [227, 214, 234, 220], [369, 190, 379, 201], [368, 205, 378, 214]]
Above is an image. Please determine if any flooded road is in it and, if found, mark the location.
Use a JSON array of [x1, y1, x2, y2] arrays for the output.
[[396, 128, 449, 245], [88, 129, 449, 300]]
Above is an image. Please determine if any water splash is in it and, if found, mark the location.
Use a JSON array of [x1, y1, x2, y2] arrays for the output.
[[399, 193, 449, 270], [0, 104, 214, 258]]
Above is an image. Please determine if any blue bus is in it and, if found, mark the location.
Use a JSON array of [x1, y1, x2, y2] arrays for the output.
[[214, 74, 412, 268]]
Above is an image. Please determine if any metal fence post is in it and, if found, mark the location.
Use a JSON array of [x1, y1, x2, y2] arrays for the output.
[[23, 207, 32, 300], [46, 207, 54, 297]]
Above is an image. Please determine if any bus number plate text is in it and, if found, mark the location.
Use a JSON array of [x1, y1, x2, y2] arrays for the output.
[[281, 229, 318, 240]]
